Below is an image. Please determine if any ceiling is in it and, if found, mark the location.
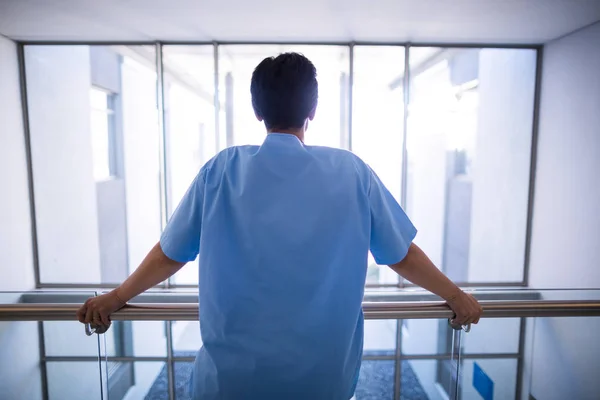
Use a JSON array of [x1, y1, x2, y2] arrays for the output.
[[1, 0, 599, 44]]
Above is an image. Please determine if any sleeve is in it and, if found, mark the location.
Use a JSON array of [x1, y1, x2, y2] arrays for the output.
[[159, 171, 205, 263], [368, 168, 417, 265]]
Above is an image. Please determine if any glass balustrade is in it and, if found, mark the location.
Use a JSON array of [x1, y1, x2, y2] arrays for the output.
[[0, 289, 598, 399], [0, 291, 106, 399]]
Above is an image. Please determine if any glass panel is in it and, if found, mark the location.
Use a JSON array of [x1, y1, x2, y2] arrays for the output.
[[352, 46, 405, 203], [462, 318, 520, 354], [364, 320, 396, 356], [129, 290, 199, 303], [398, 360, 441, 400], [174, 362, 194, 400], [0, 321, 44, 399], [133, 321, 168, 357], [1, 290, 98, 303], [46, 362, 104, 400], [402, 319, 444, 356], [364, 288, 600, 303], [162, 45, 217, 286], [162, 45, 216, 211], [171, 309, 201, 398], [402, 317, 520, 355], [101, 361, 167, 399], [524, 288, 600, 301], [399, 316, 522, 400], [524, 316, 600, 400], [219, 45, 350, 149], [44, 320, 106, 357], [460, 358, 518, 400], [101, 321, 168, 357], [90, 87, 115, 181], [21, 291, 100, 358], [173, 320, 202, 355], [24, 45, 161, 285], [406, 47, 537, 283]]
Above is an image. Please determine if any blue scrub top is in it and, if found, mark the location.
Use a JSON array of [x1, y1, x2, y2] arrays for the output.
[[160, 133, 416, 399]]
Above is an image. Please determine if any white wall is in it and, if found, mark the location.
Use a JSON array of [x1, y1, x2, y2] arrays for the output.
[[24, 45, 102, 283], [529, 23, 600, 289], [46, 361, 103, 399], [528, 316, 600, 400], [0, 35, 42, 400], [526, 22, 600, 400], [0, 40, 35, 290]]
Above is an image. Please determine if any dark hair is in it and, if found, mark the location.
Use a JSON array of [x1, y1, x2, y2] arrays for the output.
[[250, 52, 318, 130]]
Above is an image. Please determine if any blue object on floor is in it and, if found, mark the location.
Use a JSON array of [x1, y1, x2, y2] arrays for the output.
[[473, 362, 494, 400], [145, 352, 429, 399]]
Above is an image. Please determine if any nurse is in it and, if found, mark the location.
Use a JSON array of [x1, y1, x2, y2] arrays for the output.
[[78, 52, 482, 400]]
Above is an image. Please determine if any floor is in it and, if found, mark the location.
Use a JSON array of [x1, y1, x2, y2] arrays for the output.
[[145, 351, 429, 400]]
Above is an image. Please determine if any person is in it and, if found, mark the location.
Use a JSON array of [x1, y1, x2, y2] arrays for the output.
[[77, 52, 482, 400]]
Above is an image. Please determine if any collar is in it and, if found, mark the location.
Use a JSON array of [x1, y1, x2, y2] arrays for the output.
[[264, 133, 304, 144]]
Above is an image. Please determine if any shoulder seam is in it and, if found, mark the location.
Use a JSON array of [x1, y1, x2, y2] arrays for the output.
[[347, 152, 372, 195]]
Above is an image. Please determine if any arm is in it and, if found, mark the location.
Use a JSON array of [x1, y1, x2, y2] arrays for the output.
[[365, 166, 481, 326], [77, 170, 206, 328], [390, 243, 482, 325], [77, 243, 184, 327], [390, 243, 460, 300], [115, 242, 184, 302]]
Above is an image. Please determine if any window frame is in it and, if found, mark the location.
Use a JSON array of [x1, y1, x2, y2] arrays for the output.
[[18, 41, 541, 290]]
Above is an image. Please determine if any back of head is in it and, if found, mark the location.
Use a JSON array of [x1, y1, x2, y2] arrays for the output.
[[250, 52, 318, 131]]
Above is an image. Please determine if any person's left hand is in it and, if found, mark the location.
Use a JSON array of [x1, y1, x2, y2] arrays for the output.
[[76, 291, 126, 331]]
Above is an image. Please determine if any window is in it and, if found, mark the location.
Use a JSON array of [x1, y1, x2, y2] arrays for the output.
[[23, 44, 537, 287], [90, 87, 116, 181], [352, 46, 407, 285], [161, 45, 217, 285], [25, 45, 160, 284], [406, 47, 537, 283], [218, 45, 350, 149], [19, 42, 540, 400]]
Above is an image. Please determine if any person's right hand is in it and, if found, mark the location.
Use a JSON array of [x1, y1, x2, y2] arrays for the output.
[[446, 290, 483, 326], [76, 290, 126, 332]]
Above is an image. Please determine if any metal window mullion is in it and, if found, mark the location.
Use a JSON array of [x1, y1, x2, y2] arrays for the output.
[[37, 321, 49, 400], [397, 43, 411, 287], [17, 40, 540, 49], [19, 42, 48, 397], [17, 43, 42, 289], [400, 44, 410, 213], [214, 43, 221, 153], [522, 46, 544, 287], [166, 322, 176, 400], [394, 44, 412, 400], [96, 315, 106, 399], [515, 317, 527, 399], [155, 41, 176, 400], [394, 319, 403, 400], [347, 43, 354, 151], [156, 42, 170, 236]]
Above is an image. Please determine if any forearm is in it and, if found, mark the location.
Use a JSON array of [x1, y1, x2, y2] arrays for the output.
[[113, 242, 185, 303], [389, 243, 461, 301]]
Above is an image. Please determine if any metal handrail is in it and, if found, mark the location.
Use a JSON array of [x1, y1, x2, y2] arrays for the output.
[[0, 300, 599, 321]]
